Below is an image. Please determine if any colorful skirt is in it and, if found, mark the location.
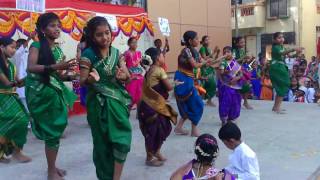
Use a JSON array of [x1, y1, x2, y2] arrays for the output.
[[125, 75, 143, 106], [201, 66, 216, 99], [218, 82, 241, 122], [0, 93, 29, 158], [174, 71, 204, 125], [86, 91, 132, 179], [269, 61, 290, 97], [251, 79, 261, 99], [138, 101, 172, 153]]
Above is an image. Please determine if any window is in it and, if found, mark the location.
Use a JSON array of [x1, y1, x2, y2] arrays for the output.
[[269, 0, 289, 18], [91, 0, 147, 9], [231, 0, 242, 5]]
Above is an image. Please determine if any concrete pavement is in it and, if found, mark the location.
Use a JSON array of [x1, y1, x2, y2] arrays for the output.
[[0, 100, 320, 180]]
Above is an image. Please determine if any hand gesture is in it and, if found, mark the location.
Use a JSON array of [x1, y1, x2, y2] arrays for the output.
[[214, 172, 224, 180], [116, 66, 127, 81], [89, 68, 100, 82], [16, 79, 24, 88], [56, 59, 78, 70]]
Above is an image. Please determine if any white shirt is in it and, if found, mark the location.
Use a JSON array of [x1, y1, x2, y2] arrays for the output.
[[12, 46, 28, 98], [285, 58, 295, 70], [225, 142, 260, 180]]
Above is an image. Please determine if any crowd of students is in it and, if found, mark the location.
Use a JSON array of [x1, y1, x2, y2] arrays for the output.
[[227, 39, 320, 105], [3, 12, 319, 180]]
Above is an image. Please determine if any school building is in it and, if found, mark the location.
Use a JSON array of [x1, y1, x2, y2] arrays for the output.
[[232, 0, 320, 61], [147, 0, 232, 72]]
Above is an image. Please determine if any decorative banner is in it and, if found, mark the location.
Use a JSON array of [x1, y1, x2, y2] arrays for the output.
[[96, 13, 119, 32], [0, 10, 154, 41], [16, 0, 45, 13], [158, 17, 170, 36]]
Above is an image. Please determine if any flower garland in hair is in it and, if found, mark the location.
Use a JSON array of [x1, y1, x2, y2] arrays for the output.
[[195, 145, 211, 157]]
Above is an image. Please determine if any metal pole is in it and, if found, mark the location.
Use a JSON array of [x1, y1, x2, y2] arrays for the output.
[[235, 0, 239, 37]]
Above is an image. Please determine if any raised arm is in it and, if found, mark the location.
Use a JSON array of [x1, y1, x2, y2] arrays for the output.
[[27, 47, 76, 74]]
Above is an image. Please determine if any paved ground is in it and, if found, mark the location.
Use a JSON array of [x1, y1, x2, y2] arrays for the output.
[[0, 100, 320, 180]]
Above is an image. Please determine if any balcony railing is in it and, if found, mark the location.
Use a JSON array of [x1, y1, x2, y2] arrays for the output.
[[231, 6, 255, 17], [231, 0, 266, 29]]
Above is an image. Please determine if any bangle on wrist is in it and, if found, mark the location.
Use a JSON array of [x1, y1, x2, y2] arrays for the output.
[[44, 65, 54, 73]]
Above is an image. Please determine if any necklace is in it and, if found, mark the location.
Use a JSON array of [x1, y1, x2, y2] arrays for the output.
[[52, 45, 64, 62]]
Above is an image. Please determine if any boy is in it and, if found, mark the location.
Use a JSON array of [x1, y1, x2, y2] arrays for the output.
[[219, 122, 260, 180]]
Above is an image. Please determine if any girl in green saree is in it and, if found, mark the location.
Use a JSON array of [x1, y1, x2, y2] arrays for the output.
[[199, 36, 220, 107], [0, 38, 31, 163], [79, 17, 132, 180], [26, 13, 78, 180], [270, 32, 303, 114]]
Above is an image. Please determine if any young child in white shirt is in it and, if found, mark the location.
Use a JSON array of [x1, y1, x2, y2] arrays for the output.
[[219, 122, 260, 180]]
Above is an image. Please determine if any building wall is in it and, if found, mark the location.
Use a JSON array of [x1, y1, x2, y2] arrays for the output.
[[148, 0, 231, 72], [301, 0, 319, 59]]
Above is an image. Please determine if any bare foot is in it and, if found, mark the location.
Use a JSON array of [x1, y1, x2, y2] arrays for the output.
[[12, 151, 32, 163], [272, 110, 286, 114], [155, 153, 167, 162], [243, 103, 253, 110], [206, 101, 216, 107], [191, 129, 200, 137], [56, 168, 67, 177], [174, 128, 189, 136], [48, 170, 64, 180], [272, 108, 286, 112], [145, 158, 164, 167], [0, 157, 10, 164]]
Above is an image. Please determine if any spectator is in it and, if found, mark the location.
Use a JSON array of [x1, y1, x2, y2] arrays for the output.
[[285, 55, 296, 74]]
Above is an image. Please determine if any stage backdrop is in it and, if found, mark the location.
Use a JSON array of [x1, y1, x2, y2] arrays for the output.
[[0, 0, 155, 59]]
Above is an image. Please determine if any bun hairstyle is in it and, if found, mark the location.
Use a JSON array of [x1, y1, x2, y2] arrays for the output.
[[86, 16, 113, 59], [181, 31, 197, 47], [0, 37, 15, 78], [194, 134, 219, 164], [145, 47, 161, 64]]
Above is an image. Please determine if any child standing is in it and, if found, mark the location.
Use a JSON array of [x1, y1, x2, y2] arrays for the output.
[[80, 17, 132, 180], [0, 38, 31, 163], [250, 60, 261, 100], [288, 77, 299, 102], [138, 48, 177, 167], [124, 37, 144, 110], [232, 37, 253, 109], [269, 32, 303, 113], [26, 13, 78, 180], [154, 37, 170, 71], [199, 36, 219, 107], [218, 46, 243, 125], [260, 69, 273, 100], [219, 123, 260, 180]]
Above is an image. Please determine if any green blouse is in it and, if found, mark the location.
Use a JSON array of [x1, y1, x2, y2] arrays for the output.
[[271, 44, 285, 62], [0, 60, 15, 90], [81, 47, 131, 106]]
